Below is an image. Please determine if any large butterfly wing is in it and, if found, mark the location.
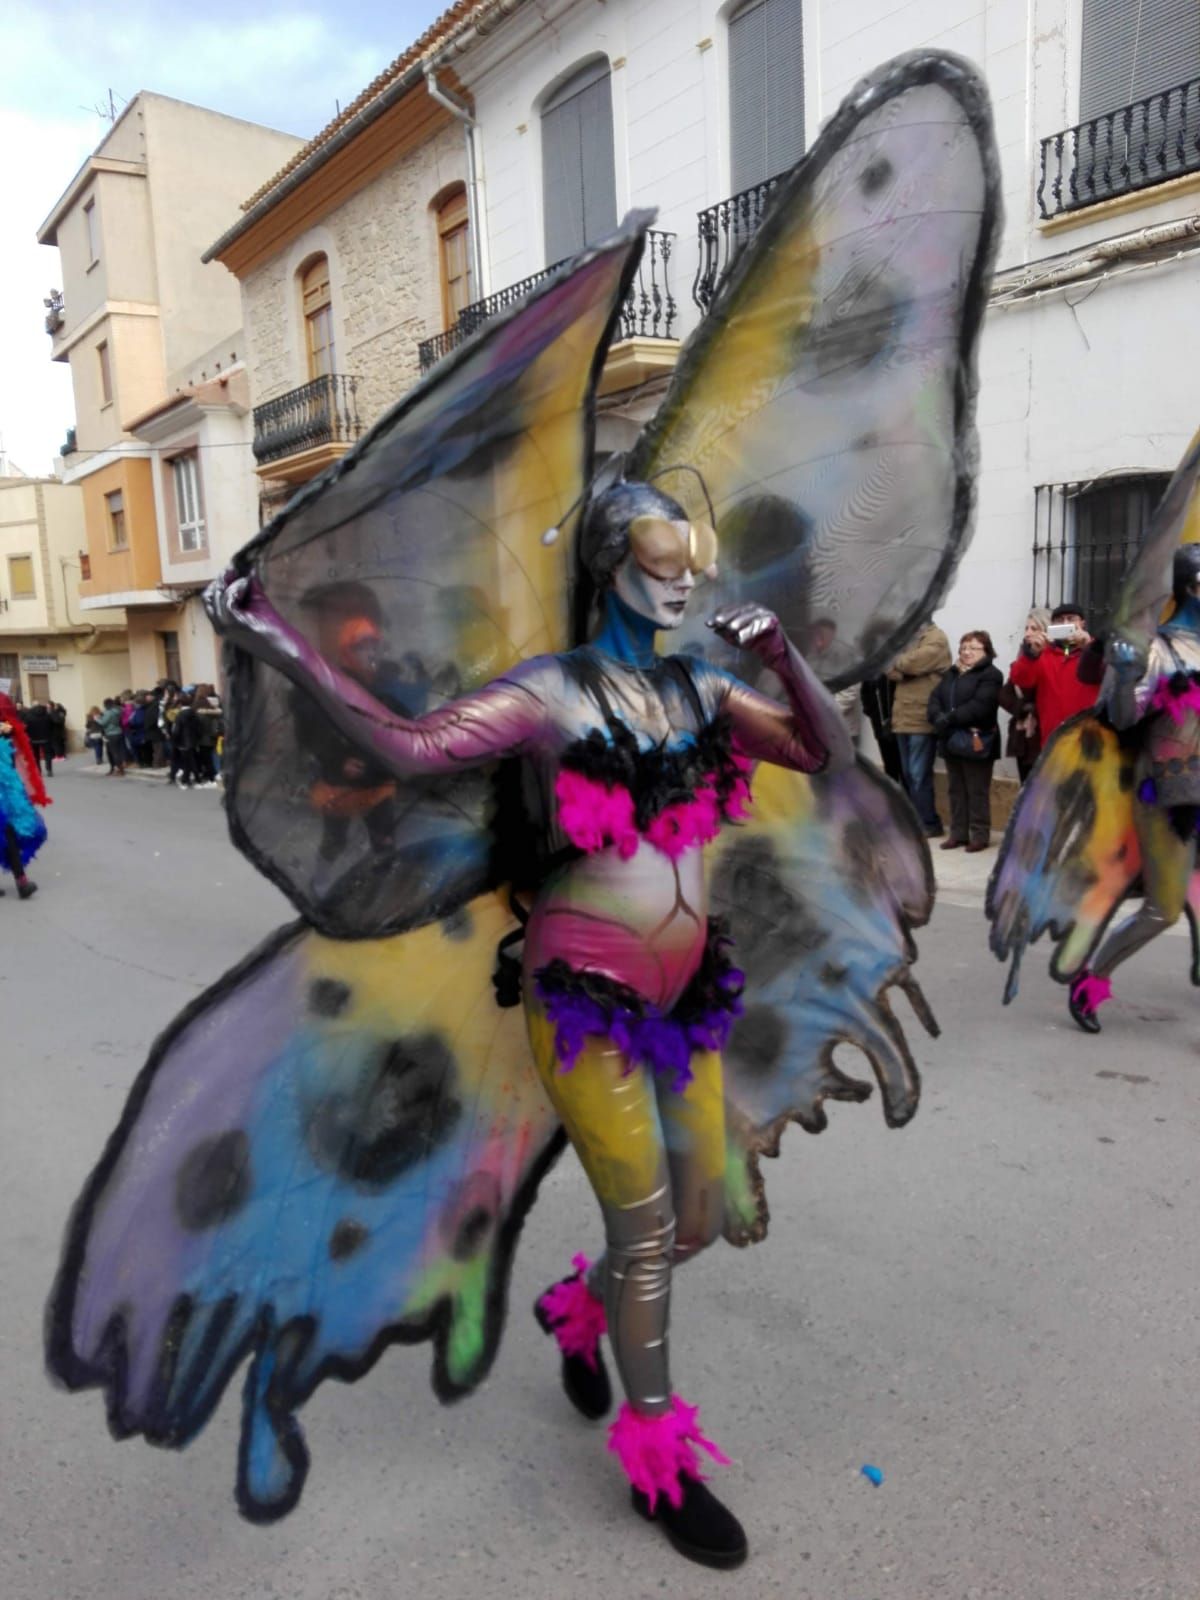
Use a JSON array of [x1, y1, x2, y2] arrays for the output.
[[46, 895, 561, 1523], [709, 760, 937, 1245], [630, 51, 1001, 689], [986, 714, 1140, 1001], [1112, 424, 1200, 642], [225, 219, 650, 939]]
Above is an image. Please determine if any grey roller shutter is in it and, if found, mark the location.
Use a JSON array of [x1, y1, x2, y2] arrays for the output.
[[1078, 0, 1200, 200], [1081, 0, 1200, 119], [729, 0, 805, 194], [542, 59, 617, 265]]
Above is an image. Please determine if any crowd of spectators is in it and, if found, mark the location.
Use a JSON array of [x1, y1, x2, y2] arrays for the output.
[[866, 601, 1103, 853], [80, 683, 225, 788]]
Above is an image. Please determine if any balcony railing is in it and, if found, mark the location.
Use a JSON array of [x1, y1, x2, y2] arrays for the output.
[[693, 176, 782, 312], [418, 228, 677, 374], [252, 373, 362, 467], [44, 289, 65, 336], [1039, 77, 1200, 220]]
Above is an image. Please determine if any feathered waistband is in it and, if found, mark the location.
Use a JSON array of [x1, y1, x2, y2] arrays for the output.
[[533, 920, 744, 1093]]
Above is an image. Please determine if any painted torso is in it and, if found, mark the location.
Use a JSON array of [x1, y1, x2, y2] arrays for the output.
[[517, 648, 748, 1008]]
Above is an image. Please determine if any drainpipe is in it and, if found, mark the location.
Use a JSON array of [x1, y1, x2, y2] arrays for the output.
[[424, 65, 485, 296]]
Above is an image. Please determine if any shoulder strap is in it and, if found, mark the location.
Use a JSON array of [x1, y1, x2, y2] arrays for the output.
[[663, 656, 707, 727]]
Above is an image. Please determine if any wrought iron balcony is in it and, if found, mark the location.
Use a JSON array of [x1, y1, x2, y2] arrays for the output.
[[693, 177, 782, 312], [1039, 77, 1200, 220], [44, 289, 65, 336], [252, 373, 361, 467], [418, 228, 678, 374]]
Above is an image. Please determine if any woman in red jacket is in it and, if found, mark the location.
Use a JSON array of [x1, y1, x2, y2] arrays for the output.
[[1008, 602, 1103, 741]]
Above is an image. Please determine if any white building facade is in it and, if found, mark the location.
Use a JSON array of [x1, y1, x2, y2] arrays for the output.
[[392, 0, 1200, 668]]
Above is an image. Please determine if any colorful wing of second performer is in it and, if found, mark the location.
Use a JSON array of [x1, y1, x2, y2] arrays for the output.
[[986, 714, 1140, 1001], [630, 51, 1001, 692]]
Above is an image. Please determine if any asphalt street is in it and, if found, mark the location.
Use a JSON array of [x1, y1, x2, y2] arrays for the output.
[[2, 764, 1197, 1600]]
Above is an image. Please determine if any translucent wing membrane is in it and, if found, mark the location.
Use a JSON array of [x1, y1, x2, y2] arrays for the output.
[[632, 52, 1001, 690], [711, 761, 938, 1244], [225, 219, 650, 938]]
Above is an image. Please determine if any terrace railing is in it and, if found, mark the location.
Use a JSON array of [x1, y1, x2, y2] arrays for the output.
[[1039, 77, 1200, 220], [252, 373, 361, 467]]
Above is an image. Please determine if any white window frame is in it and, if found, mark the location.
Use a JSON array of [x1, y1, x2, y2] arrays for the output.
[[172, 453, 206, 552]]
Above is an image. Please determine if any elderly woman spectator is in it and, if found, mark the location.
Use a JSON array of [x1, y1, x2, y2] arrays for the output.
[[928, 630, 1003, 854]]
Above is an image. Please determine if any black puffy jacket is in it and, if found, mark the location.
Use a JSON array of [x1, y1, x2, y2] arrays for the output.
[[927, 660, 1002, 747]]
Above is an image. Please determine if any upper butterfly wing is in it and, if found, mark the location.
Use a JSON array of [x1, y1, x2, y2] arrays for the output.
[[1112, 424, 1200, 642], [986, 714, 1140, 1001], [709, 759, 937, 1245], [46, 897, 561, 1523], [631, 51, 1001, 689], [226, 219, 650, 938]]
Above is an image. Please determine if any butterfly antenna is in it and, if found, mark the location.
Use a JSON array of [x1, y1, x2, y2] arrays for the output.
[[645, 463, 717, 528], [539, 453, 631, 546]]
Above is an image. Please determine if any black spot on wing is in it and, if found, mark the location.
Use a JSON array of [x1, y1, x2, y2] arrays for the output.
[[306, 1033, 462, 1191], [308, 978, 352, 1018], [712, 837, 829, 985], [1079, 724, 1104, 763], [1118, 760, 1136, 793], [329, 1219, 369, 1260], [440, 1172, 502, 1261], [860, 155, 894, 195], [727, 1005, 788, 1078], [440, 906, 474, 942], [176, 1131, 252, 1231]]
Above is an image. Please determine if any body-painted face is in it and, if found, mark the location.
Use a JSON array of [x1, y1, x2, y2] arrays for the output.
[[612, 551, 697, 630], [610, 514, 717, 631]]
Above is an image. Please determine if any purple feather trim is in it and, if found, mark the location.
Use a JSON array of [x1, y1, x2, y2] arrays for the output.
[[1138, 777, 1158, 805], [533, 924, 744, 1094]]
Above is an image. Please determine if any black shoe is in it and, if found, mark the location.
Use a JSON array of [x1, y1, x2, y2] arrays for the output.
[[1068, 973, 1102, 1034], [923, 823, 945, 838], [534, 1293, 612, 1420], [632, 1479, 748, 1570], [16, 880, 37, 901]]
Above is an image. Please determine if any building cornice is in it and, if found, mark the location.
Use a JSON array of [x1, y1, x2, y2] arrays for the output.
[[37, 157, 147, 246], [50, 299, 159, 362], [80, 590, 176, 612]]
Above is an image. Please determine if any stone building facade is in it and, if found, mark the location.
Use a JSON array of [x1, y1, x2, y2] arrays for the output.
[[238, 118, 463, 433]]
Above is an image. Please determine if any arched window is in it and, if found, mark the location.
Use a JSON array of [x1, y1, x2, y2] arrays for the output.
[[541, 59, 617, 264], [728, 0, 805, 194], [300, 255, 336, 379], [436, 186, 472, 329]]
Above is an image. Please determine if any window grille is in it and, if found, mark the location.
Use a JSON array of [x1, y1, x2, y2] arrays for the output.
[[1032, 474, 1169, 632]]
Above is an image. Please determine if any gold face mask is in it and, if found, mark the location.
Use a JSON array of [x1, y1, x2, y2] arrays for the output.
[[628, 516, 719, 581]]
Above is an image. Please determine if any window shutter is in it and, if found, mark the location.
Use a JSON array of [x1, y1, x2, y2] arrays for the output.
[[542, 60, 616, 264], [730, 0, 805, 194], [1081, 0, 1200, 121]]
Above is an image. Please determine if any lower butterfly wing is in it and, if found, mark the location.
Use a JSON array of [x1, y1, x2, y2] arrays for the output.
[[709, 759, 937, 1245], [986, 714, 1140, 1002], [46, 899, 560, 1523]]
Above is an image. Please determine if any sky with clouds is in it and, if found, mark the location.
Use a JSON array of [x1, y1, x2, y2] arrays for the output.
[[0, 0, 447, 475]]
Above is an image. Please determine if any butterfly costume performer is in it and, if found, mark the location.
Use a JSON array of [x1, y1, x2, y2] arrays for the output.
[[0, 689, 48, 901], [47, 54, 999, 1569], [989, 430, 1200, 1031]]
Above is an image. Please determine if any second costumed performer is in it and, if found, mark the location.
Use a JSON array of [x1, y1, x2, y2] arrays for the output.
[[46, 53, 999, 1573]]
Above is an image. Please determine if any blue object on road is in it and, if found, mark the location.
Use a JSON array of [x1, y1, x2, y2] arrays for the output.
[[860, 1464, 884, 1486]]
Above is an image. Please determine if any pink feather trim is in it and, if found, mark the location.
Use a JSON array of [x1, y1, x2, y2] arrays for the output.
[[536, 1253, 607, 1370], [607, 1396, 731, 1512], [1151, 677, 1200, 725], [555, 770, 640, 858], [1073, 973, 1113, 1013]]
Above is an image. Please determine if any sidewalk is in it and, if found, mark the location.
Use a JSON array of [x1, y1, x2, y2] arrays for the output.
[[67, 759, 222, 791]]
